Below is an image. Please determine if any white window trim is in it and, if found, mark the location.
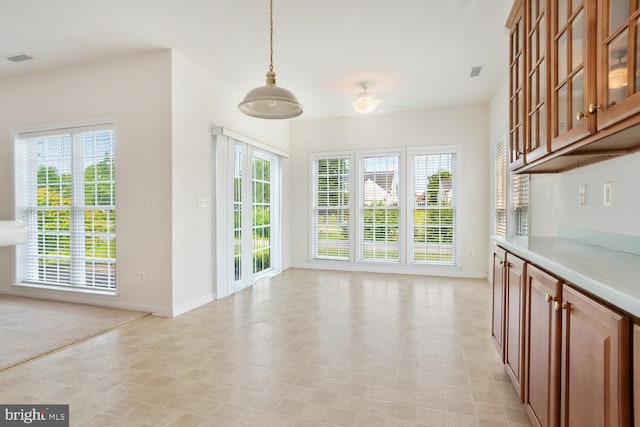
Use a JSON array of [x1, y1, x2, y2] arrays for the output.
[[13, 121, 118, 294], [306, 146, 466, 275], [356, 148, 404, 264], [309, 151, 354, 262], [407, 145, 460, 267]]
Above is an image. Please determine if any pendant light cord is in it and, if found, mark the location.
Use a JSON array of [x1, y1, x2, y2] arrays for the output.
[[269, 0, 274, 72]]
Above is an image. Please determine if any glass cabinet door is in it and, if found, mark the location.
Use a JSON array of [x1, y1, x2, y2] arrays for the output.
[[509, 1, 526, 169], [597, 0, 640, 130], [526, 0, 551, 162], [552, 0, 594, 150]]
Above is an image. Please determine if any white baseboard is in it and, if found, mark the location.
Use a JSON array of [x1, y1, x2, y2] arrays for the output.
[[0, 285, 172, 316], [171, 292, 215, 317], [289, 261, 487, 279]]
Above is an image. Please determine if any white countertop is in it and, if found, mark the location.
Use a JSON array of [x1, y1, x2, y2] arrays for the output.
[[492, 235, 640, 318]]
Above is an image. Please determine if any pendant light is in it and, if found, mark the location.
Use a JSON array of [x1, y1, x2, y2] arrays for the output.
[[238, 0, 303, 119], [353, 83, 381, 114]]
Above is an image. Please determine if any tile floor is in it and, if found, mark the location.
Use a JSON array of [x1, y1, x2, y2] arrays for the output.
[[0, 269, 532, 426]]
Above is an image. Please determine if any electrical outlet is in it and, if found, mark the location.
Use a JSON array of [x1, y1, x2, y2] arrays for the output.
[[604, 181, 614, 207], [138, 272, 146, 284], [579, 184, 587, 206]]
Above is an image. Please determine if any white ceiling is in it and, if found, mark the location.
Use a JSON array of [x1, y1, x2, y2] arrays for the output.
[[0, 0, 512, 119]]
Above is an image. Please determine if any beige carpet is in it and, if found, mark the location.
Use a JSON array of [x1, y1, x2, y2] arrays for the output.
[[0, 295, 148, 371]]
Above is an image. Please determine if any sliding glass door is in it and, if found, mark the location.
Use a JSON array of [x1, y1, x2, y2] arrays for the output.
[[233, 144, 280, 291]]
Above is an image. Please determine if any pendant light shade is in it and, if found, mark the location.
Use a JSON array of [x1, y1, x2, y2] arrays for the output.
[[238, 71, 303, 119], [238, 0, 303, 119]]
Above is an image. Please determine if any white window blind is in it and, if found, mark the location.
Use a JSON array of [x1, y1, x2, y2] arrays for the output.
[[511, 173, 529, 237], [312, 156, 351, 260], [360, 155, 400, 262], [495, 140, 507, 237], [16, 126, 116, 291], [411, 152, 456, 265]]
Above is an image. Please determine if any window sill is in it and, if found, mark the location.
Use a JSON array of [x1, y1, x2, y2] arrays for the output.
[[12, 281, 118, 297]]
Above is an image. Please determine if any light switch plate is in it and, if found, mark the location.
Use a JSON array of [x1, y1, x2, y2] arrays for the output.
[[604, 182, 613, 207], [579, 184, 587, 206]]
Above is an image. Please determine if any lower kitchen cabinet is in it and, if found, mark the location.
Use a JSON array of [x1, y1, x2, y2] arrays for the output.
[[523, 264, 562, 427], [504, 253, 526, 400], [491, 248, 507, 361], [492, 245, 634, 427], [635, 324, 640, 427], [559, 285, 631, 427]]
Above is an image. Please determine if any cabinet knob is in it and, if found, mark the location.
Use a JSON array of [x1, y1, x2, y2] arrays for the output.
[[588, 103, 602, 114], [575, 111, 587, 121], [554, 301, 568, 311], [545, 294, 556, 302], [499, 260, 504, 265], [517, 151, 524, 156]]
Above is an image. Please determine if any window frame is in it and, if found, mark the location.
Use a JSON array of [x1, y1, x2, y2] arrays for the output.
[[13, 122, 117, 294], [310, 152, 353, 261], [407, 146, 459, 266]]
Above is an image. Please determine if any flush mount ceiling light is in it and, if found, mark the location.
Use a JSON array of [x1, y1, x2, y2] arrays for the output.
[[353, 83, 381, 114], [238, 0, 303, 119]]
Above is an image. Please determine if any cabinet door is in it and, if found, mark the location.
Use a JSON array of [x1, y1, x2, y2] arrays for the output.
[[551, 0, 595, 151], [491, 248, 507, 361], [596, 0, 640, 130], [526, 0, 551, 163], [560, 285, 631, 427], [509, 0, 527, 169], [523, 264, 562, 427], [634, 323, 640, 427], [505, 253, 526, 400]]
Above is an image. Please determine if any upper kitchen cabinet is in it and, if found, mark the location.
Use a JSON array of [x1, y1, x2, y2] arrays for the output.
[[507, 0, 552, 169], [508, 0, 527, 169], [551, 0, 595, 151], [596, 0, 640, 130], [507, 0, 640, 172], [527, 0, 552, 163]]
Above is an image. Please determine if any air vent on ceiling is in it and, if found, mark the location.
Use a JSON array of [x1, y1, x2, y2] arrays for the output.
[[470, 66, 482, 77], [6, 54, 33, 63]]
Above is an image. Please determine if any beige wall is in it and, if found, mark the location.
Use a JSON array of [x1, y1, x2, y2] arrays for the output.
[[0, 50, 174, 314], [0, 49, 292, 316], [169, 51, 290, 314], [289, 104, 491, 277]]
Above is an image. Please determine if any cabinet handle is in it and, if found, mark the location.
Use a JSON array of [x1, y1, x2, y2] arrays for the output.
[[576, 111, 587, 121], [554, 301, 568, 311], [588, 103, 602, 114], [545, 294, 556, 302], [499, 260, 505, 266]]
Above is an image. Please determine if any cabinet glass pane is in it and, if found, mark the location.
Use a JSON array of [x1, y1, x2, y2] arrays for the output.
[[571, 70, 585, 129], [572, 10, 584, 70], [558, 0, 568, 25], [532, 0, 538, 21], [558, 83, 568, 135], [540, 59, 546, 99], [636, 18, 640, 93], [540, 105, 547, 146], [540, 19, 546, 59], [519, 89, 525, 123], [610, 0, 630, 35], [532, 30, 538, 64], [531, 70, 538, 110], [558, 31, 568, 81], [519, 55, 524, 88], [571, 0, 582, 13], [531, 111, 538, 149], [608, 29, 629, 106]]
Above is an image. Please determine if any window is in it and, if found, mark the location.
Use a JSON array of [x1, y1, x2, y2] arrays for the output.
[[360, 154, 400, 262], [511, 173, 529, 236], [15, 125, 116, 291], [495, 140, 507, 237], [312, 156, 351, 260], [252, 155, 272, 273], [410, 150, 456, 265]]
